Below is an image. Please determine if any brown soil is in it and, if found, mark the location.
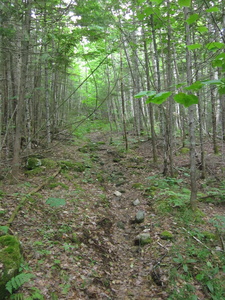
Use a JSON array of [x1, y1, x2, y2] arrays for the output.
[[0, 131, 225, 299]]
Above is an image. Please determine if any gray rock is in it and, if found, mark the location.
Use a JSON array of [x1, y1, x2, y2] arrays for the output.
[[114, 191, 122, 197], [135, 210, 145, 223], [133, 199, 140, 206], [135, 233, 152, 246]]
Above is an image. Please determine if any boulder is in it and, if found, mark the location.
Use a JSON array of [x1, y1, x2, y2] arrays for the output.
[[0, 235, 23, 299], [26, 157, 41, 170]]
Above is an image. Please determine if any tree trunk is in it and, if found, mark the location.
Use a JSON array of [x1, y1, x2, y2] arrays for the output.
[[12, 0, 31, 176], [184, 6, 197, 210]]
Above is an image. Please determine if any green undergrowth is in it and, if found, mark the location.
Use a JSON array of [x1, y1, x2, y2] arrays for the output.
[[145, 175, 225, 299], [72, 118, 113, 141]]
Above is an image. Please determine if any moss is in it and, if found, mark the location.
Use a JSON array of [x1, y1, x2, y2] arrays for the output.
[[60, 160, 86, 172], [26, 157, 42, 170], [41, 158, 57, 168], [78, 143, 99, 153], [132, 183, 144, 189], [135, 233, 152, 246], [0, 235, 23, 299], [180, 147, 189, 154], [202, 231, 217, 240], [25, 167, 43, 176], [160, 230, 174, 240]]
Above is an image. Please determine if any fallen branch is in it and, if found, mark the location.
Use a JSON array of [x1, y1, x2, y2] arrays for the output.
[[6, 168, 61, 227]]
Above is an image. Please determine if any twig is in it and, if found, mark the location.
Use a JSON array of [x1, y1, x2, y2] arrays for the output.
[[182, 227, 213, 253], [6, 168, 61, 227]]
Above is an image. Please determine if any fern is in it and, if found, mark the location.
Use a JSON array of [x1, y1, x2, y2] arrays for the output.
[[25, 288, 44, 300], [9, 293, 24, 300], [6, 273, 34, 294]]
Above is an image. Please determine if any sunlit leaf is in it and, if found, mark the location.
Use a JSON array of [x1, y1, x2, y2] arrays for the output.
[[206, 7, 219, 13], [174, 93, 198, 107], [178, 0, 191, 7], [197, 26, 208, 33], [150, 0, 164, 4], [146, 91, 172, 105], [143, 7, 154, 16], [46, 197, 66, 207], [206, 42, 224, 50], [187, 44, 202, 50], [186, 13, 199, 25]]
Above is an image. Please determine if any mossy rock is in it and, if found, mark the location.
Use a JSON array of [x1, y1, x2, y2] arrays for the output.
[[0, 235, 23, 299], [160, 230, 174, 240], [132, 183, 144, 190], [41, 158, 57, 168], [135, 233, 152, 246], [180, 147, 189, 154], [60, 160, 86, 172], [25, 167, 43, 176], [202, 231, 217, 241], [26, 157, 42, 170], [78, 143, 99, 153]]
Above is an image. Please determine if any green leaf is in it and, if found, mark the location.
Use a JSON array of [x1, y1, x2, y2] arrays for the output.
[[46, 197, 66, 207], [146, 91, 172, 105], [206, 281, 214, 293], [183, 264, 188, 272], [219, 86, 225, 94], [186, 14, 199, 25], [206, 42, 224, 50], [202, 79, 221, 85], [206, 7, 219, 13], [137, 13, 145, 21], [185, 81, 203, 91], [197, 26, 208, 33], [150, 0, 164, 4], [196, 273, 205, 281], [143, 7, 154, 16], [178, 0, 191, 7], [134, 91, 156, 98], [187, 44, 202, 50], [6, 273, 34, 294], [174, 93, 198, 107]]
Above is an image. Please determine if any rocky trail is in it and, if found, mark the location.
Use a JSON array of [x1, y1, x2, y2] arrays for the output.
[[1, 131, 225, 299]]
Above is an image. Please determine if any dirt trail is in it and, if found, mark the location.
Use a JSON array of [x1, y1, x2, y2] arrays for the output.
[[3, 131, 223, 299]]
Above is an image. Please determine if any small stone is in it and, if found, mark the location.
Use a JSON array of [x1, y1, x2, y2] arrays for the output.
[[135, 210, 145, 223], [133, 199, 140, 206], [135, 233, 152, 246], [114, 191, 122, 197]]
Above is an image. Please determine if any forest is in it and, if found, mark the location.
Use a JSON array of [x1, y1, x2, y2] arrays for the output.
[[0, 0, 225, 299]]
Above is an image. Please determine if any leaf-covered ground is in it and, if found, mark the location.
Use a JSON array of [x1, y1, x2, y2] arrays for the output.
[[1, 131, 225, 299]]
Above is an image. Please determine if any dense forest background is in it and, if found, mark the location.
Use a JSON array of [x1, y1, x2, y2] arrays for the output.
[[1, 1, 225, 299], [1, 0, 225, 205]]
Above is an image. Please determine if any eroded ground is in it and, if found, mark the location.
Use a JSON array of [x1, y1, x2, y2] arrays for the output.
[[1, 132, 225, 299]]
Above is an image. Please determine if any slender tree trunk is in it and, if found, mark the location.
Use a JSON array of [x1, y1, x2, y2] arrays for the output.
[[12, 0, 31, 175], [184, 7, 197, 210], [120, 49, 128, 151], [143, 28, 157, 162]]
